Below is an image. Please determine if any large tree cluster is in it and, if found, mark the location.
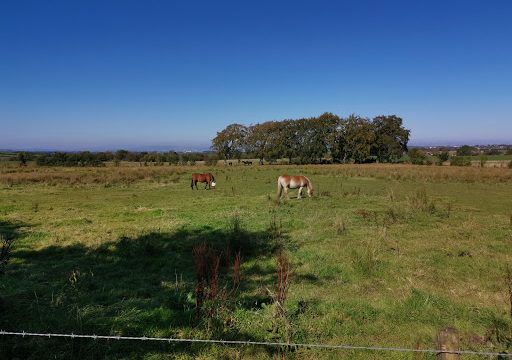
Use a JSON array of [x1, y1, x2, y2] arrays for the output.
[[212, 113, 410, 164]]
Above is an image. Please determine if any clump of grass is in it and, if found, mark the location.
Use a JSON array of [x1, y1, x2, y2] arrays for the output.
[[383, 206, 403, 225], [333, 215, 346, 234], [356, 209, 377, 223], [408, 188, 437, 214], [445, 201, 453, 218], [192, 243, 242, 327], [229, 213, 242, 235], [352, 239, 382, 275], [269, 213, 284, 242], [275, 249, 291, 317], [387, 188, 395, 202], [506, 267, 512, 320], [0, 234, 15, 274]]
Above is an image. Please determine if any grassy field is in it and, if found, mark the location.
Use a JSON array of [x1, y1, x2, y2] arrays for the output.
[[1, 163, 511, 359], [470, 155, 512, 161]]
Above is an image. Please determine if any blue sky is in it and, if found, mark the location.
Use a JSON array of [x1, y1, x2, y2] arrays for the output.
[[1, 0, 511, 151]]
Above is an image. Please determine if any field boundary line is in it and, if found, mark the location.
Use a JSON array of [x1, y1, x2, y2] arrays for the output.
[[1, 330, 511, 357]]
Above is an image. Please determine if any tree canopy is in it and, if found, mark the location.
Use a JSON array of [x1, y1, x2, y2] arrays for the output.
[[212, 113, 410, 164]]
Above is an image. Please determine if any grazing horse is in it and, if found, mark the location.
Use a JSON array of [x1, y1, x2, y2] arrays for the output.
[[191, 173, 216, 190], [277, 175, 313, 199]]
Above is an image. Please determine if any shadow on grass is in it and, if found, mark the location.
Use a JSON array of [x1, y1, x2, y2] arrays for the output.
[[0, 219, 25, 241], [0, 224, 290, 359], [0, 219, 26, 276]]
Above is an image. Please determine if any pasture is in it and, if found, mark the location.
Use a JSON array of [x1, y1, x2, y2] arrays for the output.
[[1, 163, 511, 359]]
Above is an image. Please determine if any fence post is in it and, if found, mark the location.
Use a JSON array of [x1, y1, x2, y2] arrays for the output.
[[437, 327, 460, 360]]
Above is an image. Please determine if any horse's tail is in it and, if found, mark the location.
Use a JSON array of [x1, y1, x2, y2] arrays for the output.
[[191, 177, 194, 189], [277, 177, 283, 199]]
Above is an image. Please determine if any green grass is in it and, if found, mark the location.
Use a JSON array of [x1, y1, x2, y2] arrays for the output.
[[1, 164, 512, 359], [470, 154, 512, 161]]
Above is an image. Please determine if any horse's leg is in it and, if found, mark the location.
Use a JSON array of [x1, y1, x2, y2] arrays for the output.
[[298, 186, 303, 199], [284, 187, 289, 200], [195, 181, 198, 190], [205, 182, 208, 190]]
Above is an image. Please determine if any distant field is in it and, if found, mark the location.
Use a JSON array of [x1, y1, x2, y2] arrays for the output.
[[469, 154, 512, 161], [1, 164, 511, 359]]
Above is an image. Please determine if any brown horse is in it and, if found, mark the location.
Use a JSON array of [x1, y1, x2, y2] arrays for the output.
[[277, 175, 313, 199], [191, 173, 216, 190]]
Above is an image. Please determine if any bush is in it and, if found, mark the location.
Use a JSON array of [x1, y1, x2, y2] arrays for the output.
[[456, 145, 477, 156], [204, 155, 218, 166], [450, 156, 472, 166], [437, 152, 450, 163], [485, 149, 502, 155], [479, 155, 488, 167], [408, 149, 427, 165]]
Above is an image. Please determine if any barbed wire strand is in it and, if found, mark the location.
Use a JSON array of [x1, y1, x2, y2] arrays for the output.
[[1, 330, 511, 357]]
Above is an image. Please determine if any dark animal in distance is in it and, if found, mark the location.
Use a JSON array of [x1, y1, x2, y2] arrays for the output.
[[242, 160, 253, 165], [191, 173, 216, 190]]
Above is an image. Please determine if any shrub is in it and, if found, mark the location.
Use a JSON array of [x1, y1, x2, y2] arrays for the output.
[[479, 155, 488, 167], [437, 152, 450, 163], [450, 156, 472, 166], [456, 145, 477, 156], [408, 149, 427, 165]]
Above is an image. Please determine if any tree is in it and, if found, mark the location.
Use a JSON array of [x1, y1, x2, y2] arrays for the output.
[[296, 115, 331, 164], [245, 121, 274, 164], [341, 115, 376, 163], [115, 149, 129, 161], [319, 113, 344, 163], [372, 115, 410, 162], [211, 124, 248, 161], [456, 145, 476, 156], [17, 152, 28, 166], [278, 120, 299, 164]]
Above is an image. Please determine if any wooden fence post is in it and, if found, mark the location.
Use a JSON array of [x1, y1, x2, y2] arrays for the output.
[[437, 327, 460, 360]]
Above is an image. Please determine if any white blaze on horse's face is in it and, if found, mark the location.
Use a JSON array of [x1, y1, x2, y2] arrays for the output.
[[211, 182, 216, 187]]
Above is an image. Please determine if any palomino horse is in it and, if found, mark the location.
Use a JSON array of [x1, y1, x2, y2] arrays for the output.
[[191, 173, 216, 190], [277, 175, 313, 199]]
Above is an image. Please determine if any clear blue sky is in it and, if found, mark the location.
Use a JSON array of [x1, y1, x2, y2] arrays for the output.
[[1, 0, 511, 151]]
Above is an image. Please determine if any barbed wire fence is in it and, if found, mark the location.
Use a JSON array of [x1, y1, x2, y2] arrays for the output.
[[1, 330, 511, 357]]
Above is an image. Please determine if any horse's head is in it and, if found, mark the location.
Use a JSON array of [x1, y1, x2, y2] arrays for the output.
[[306, 178, 313, 197]]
